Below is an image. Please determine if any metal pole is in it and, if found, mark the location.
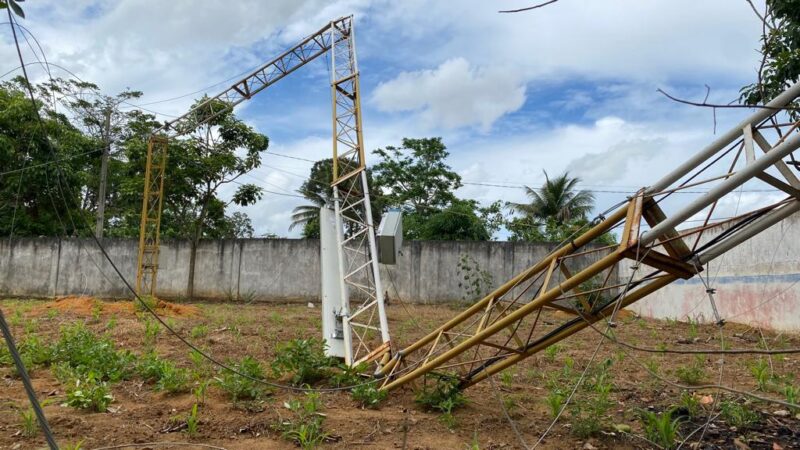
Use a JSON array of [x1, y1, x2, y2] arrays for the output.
[[647, 81, 800, 194], [641, 133, 800, 245], [698, 200, 800, 264]]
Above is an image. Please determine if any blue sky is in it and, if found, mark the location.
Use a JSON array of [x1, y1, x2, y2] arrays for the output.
[[0, 0, 776, 237]]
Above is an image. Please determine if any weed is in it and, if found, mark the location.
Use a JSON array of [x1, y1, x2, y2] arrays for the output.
[[644, 357, 660, 374], [677, 391, 701, 418], [136, 351, 190, 393], [544, 344, 562, 362], [64, 372, 114, 412], [687, 318, 698, 340], [271, 338, 333, 385], [269, 311, 284, 326], [750, 359, 770, 392], [90, 303, 102, 324], [20, 334, 53, 367], [499, 368, 514, 388], [416, 376, 467, 428], [675, 357, 705, 385], [0, 344, 12, 366], [466, 431, 481, 450], [190, 324, 209, 339], [51, 322, 134, 382], [105, 315, 117, 331], [46, 309, 59, 320], [135, 295, 158, 312], [640, 409, 682, 449], [155, 361, 190, 393], [545, 390, 564, 419], [217, 356, 267, 401], [143, 318, 161, 347], [185, 403, 199, 437], [62, 441, 85, 450], [719, 400, 759, 429], [194, 379, 210, 405], [784, 385, 798, 413], [19, 408, 37, 437], [456, 254, 494, 303], [278, 392, 328, 449], [351, 382, 387, 409]]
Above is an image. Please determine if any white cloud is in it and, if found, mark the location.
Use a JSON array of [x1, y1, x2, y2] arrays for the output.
[[371, 57, 526, 131]]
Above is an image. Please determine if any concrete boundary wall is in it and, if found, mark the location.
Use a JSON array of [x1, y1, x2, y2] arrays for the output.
[[0, 238, 609, 304], [627, 212, 800, 331], [2, 217, 799, 331]]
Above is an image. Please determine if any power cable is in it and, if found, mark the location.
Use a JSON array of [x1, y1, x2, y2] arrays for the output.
[[2, 10, 59, 450], [4, 22, 416, 398]]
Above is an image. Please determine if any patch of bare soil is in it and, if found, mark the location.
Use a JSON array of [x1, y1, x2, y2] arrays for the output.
[[1, 298, 799, 449]]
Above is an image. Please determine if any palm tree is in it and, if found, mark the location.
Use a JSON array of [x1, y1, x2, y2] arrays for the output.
[[289, 189, 326, 234], [510, 171, 594, 225]]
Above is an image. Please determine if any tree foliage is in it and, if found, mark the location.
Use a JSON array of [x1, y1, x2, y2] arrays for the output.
[[740, 0, 800, 118]]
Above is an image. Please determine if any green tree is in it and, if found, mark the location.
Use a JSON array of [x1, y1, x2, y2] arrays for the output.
[[740, 0, 800, 118], [508, 171, 594, 226], [290, 157, 384, 239], [290, 158, 333, 238], [372, 137, 495, 240], [0, 78, 96, 236], [507, 171, 614, 244], [372, 137, 461, 216], [415, 199, 490, 241], [40, 78, 144, 237], [176, 97, 269, 299]]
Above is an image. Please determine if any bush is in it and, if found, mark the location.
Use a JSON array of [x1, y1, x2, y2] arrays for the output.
[[64, 372, 114, 412], [217, 356, 267, 401], [271, 338, 333, 385], [51, 322, 134, 382], [351, 382, 387, 409], [136, 351, 189, 393], [415, 375, 467, 425]]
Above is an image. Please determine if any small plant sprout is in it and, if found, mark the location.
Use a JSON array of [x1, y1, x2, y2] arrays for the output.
[[19, 408, 37, 437], [640, 409, 682, 449], [750, 358, 770, 392], [545, 390, 564, 419], [544, 344, 562, 362], [351, 382, 388, 409], [720, 399, 759, 429], [677, 391, 701, 418], [65, 372, 114, 412], [278, 392, 328, 449], [185, 403, 200, 437]]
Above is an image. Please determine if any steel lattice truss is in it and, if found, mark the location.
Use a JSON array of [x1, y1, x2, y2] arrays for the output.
[[379, 82, 800, 392], [329, 20, 391, 366], [136, 16, 390, 366]]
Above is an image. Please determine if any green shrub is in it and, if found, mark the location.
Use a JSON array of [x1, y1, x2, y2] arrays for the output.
[[51, 323, 134, 382], [136, 351, 189, 393], [217, 356, 267, 401], [271, 338, 333, 385], [415, 375, 467, 427], [64, 372, 114, 412], [19, 335, 53, 367], [351, 382, 387, 409], [640, 409, 682, 449]]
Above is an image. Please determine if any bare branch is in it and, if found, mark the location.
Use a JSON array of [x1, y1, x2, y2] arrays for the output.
[[499, 0, 559, 13], [744, 0, 775, 31], [657, 88, 799, 111]]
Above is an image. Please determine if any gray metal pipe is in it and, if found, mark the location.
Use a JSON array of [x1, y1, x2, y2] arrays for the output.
[[641, 132, 800, 245], [646, 81, 800, 195], [698, 200, 800, 264]]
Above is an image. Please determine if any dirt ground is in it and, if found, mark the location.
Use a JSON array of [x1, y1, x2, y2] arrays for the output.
[[1, 296, 799, 450]]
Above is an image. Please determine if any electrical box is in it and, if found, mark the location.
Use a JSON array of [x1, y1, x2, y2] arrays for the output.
[[377, 210, 402, 265]]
